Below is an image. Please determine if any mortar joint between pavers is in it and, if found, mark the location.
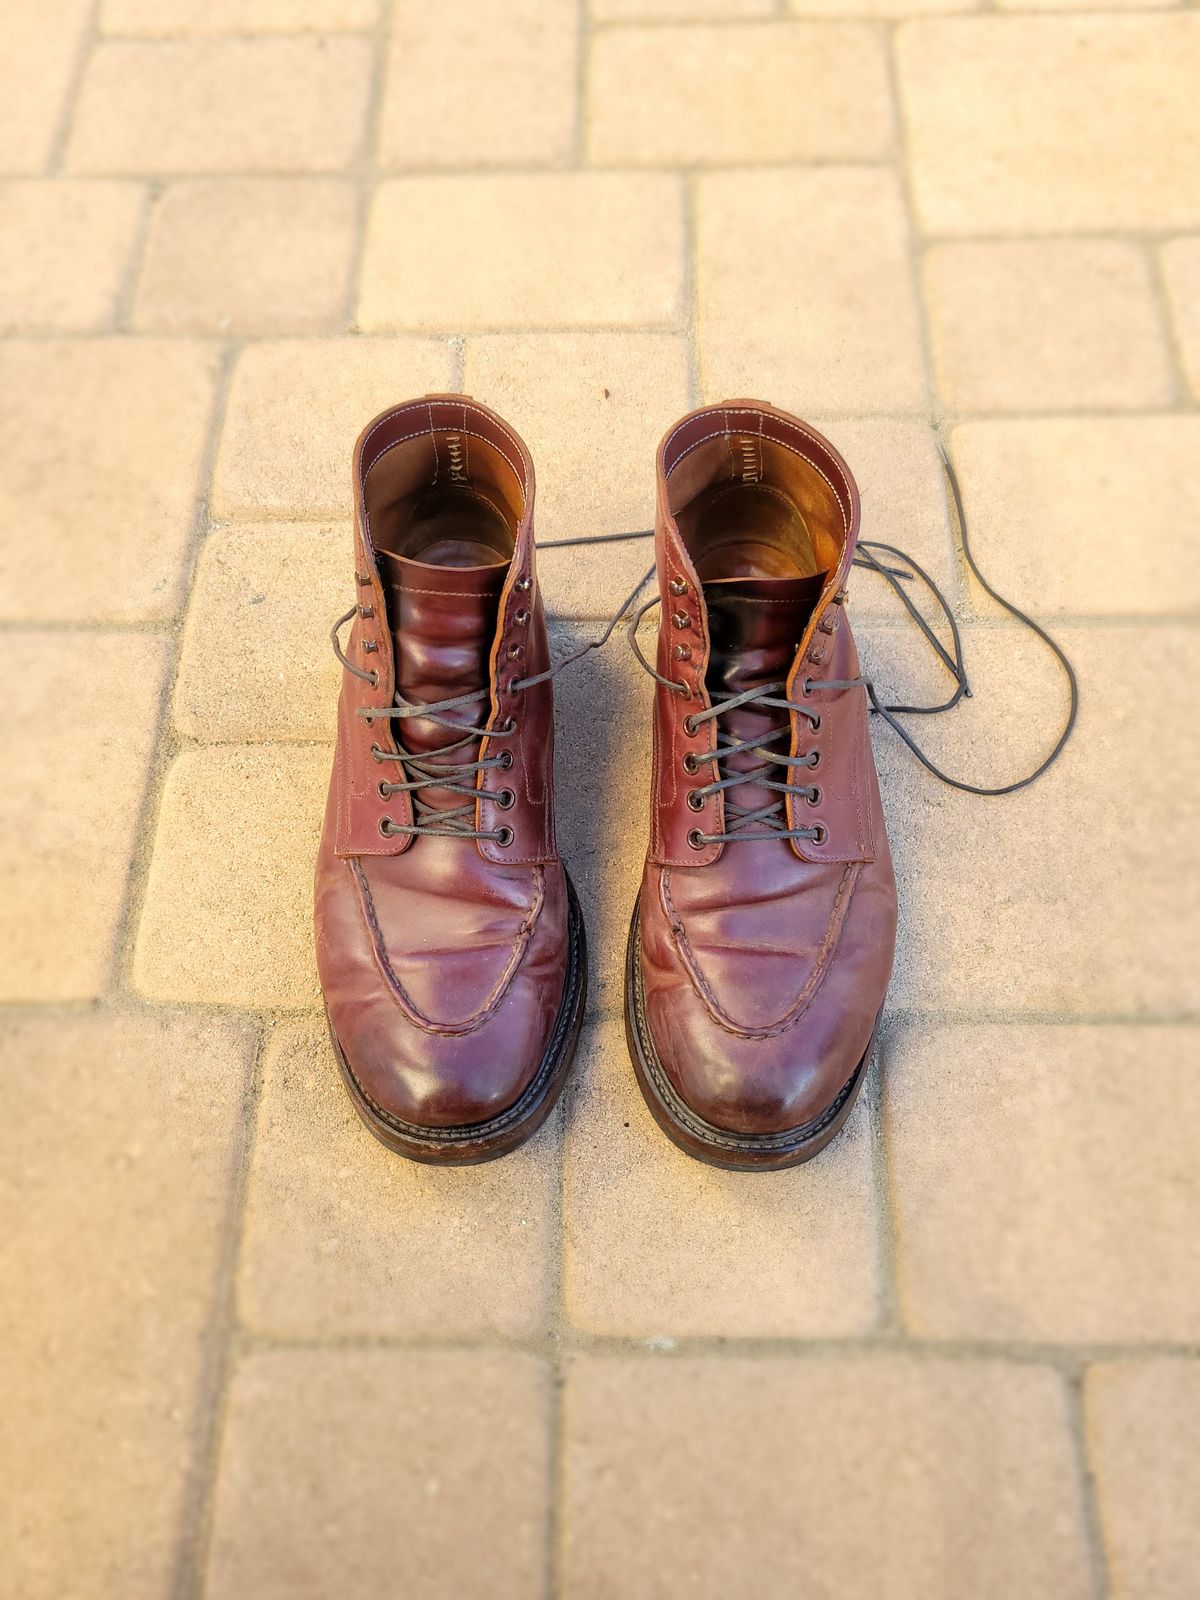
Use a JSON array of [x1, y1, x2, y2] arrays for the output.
[[1064, 1365, 1115, 1600], [179, 1023, 272, 1600], [111, 340, 239, 1003], [572, 0, 590, 170], [341, 0, 394, 336], [45, 0, 103, 177], [112, 181, 159, 333]]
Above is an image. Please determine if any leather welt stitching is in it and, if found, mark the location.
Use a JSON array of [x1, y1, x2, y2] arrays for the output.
[[349, 858, 544, 1036], [659, 863, 859, 1039]]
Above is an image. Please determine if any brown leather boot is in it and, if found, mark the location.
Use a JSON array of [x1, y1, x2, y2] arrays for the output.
[[625, 401, 897, 1169], [315, 397, 586, 1163]]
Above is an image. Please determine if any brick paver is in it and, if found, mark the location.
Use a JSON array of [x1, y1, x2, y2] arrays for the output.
[[1086, 1361, 1200, 1600], [133, 179, 357, 334], [0, 180, 145, 332], [0, 1013, 254, 1600], [100, 0, 380, 31], [950, 418, 1200, 616], [173, 522, 345, 742], [563, 1017, 881, 1336], [238, 1020, 559, 1338], [133, 745, 329, 1009], [0, 633, 168, 999], [5, 1, 1198, 1592], [212, 337, 454, 518], [463, 330, 689, 548], [561, 1356, 1092, 1597], [0, 0, 91, 172], [0, 340, 220, 621], [898, 17, 1200, 234], [924, 241, 1172, 412], [881, 625, 1200, 1014], [595, 0, 774, 15], [696, 167, 927, 412], [811, 417, 958, 614], [886, 1024, 1200, 1342], [549, 627, 654, 1013], [1161, 238, 1200, 399], [379, 0, 579, 170], [67, 39, 373, 174], [206, 1350, 550, 1599], [360, 174, 685, 330], [587, 23, 893, 165]]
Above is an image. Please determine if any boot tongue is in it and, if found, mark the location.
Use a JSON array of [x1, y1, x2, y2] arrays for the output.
[[703, 571, 828, 697], [378, 550, 508, 810], [702, 570, 828, 836]]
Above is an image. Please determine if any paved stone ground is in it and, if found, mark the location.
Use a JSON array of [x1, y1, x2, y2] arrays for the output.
[[2, 2, 1198, 1596]]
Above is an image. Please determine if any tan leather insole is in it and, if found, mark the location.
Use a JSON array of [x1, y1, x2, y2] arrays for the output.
[[388, 486, 513, 568], [683, 482, 821, 582]]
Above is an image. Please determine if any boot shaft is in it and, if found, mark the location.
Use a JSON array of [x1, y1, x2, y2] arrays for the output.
[[647, 401, 884, 869], [332, 396, 558, 865]]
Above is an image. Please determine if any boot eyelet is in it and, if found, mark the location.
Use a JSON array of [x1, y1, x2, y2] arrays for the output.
[[811, 823, 828, 845], [686, 790, 704, 812], [378, 816, 394, 837], [495, 826, 514, 847], [378, 780, 391, 800], [497, 750, 514, 770], [507, 643, 523, 660], [358, 603, 374, 619], [687, 828, 706, 851], [672, 612, 690, 630], [807, 786, 822, 807], [363, 638, 378, 654], [669, 577, 689, 596], [674, 679, 691, 697], [673, 643, 692, 662], [495, 717, 516, 735], [370, 743, 385, 762], [515, 608, 530, 626], [367, 670, 380, 688], [810, 715, 821, 732], [802, 677, 813, 696], [808, 749, 821, 769], [683, 714, 699, 736], [682, 752, 699, 775], [495, 788, 515, 809], [516, 575, 532, 592]]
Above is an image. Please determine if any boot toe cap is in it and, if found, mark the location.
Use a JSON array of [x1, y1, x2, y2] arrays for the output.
[[644, 983, 874, 1138], [333, 993, 553, 1131]]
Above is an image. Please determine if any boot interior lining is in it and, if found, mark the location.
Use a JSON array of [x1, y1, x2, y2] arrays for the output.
[[363, 430, 520, 568], [668, 432, 845, 584]]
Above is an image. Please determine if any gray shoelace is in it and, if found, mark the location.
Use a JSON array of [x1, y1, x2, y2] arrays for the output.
[[552, 447, 1079, 844]]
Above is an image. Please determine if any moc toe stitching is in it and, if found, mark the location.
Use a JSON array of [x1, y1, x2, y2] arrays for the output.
[[659, 863, 858, 1040], [350, 857, 545, 1037]]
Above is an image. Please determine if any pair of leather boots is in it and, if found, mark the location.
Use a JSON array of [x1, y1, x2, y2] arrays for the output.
[[315, 396, 896, 1170]]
